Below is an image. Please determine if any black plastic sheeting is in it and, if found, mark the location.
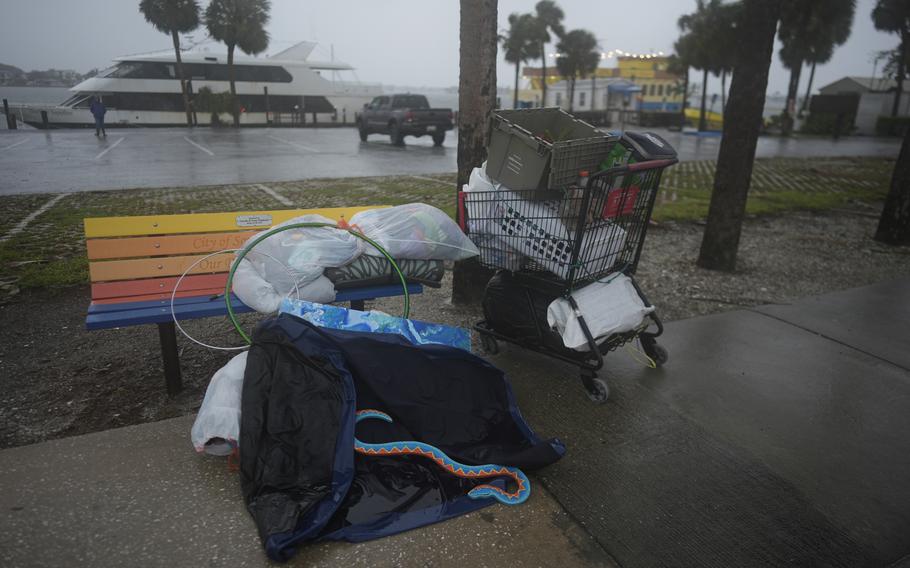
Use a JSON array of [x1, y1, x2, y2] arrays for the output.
[[240, 314, 565, 562]]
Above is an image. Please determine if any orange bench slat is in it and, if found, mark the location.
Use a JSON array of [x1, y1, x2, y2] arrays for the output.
[[89, 253, 235, 282]]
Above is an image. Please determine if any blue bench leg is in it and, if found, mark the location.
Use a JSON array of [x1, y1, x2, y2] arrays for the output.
[[350, 299, 365, 311], [157, 322, 183, 395]]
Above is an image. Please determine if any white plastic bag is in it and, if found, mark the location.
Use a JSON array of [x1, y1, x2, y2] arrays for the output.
[[351, 203, 479, 261], [191, 351, 247, 455], [231, 214, 358, 311], [232, 257, 335, 313], [546, 273, 654, 351]]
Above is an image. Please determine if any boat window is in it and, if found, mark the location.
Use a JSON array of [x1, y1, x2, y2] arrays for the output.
[[71, 95, 93, 108], [103, 61, 292, 83], [93, 92, 333, 114]]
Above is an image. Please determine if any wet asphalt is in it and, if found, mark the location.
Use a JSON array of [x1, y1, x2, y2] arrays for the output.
[[0, 126, 902, 196]]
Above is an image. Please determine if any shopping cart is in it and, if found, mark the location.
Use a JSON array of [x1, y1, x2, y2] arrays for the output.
[[459, 153, 678, 402]]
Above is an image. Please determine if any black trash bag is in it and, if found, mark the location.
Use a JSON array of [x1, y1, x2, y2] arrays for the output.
[[240, 313, 565, 562], [482, 270, 567, 353]]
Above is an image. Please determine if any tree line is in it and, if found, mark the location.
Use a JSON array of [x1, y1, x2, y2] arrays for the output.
[[139, 0, 271, 128]]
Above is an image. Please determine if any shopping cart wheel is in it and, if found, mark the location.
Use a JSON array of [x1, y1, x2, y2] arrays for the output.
[[581, 372, 609, 403], [480, 334, 500, 355], [640, 335, 669, 367]]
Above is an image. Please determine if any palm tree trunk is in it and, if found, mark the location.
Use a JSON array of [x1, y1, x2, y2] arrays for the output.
[[572, 77, 579, 111], [697, 0, 781, 272], [453, 0, 497, 303], [875, 125, 910, 244], [591, 74, 596, 111], [891, 32, 907, 120], [680, 67, 689, 128], [171, 31, 192, 127], [513, 62, 520, 108], [721, 69, 727, 113], [782, 63, 802, 136], [541, 46, 548, 107], [799, 60, 816, 117], [228, 43, 239, 128], [699, 68, 708, 131]]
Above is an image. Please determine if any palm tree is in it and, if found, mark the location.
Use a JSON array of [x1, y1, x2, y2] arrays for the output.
[[676, 0, 731, 131], [799, 0, 855, 116], [533, 0, 565, 107], [872, 0, 910, 121], [779, 0, 856, 135], [205, 0, 270, 127], [697, 0, 782, 271], [555, 30, 600, 112], [453, 0, 498, 303], [502, 13, 537, 108], [139, 0, 200, 127], [665, 54, 690, 127]]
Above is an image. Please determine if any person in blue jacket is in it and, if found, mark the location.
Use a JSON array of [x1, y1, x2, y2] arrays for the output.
[[89, 96, 106, 137]]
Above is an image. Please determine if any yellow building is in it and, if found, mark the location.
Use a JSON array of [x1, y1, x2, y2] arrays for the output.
[[522, 55, 683, 113]]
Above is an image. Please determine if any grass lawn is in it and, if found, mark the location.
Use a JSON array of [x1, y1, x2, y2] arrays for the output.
[[0, 156, 895, 292]]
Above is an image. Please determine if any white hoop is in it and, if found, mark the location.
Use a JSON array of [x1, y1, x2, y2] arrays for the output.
[[169, 248, 301, 351]]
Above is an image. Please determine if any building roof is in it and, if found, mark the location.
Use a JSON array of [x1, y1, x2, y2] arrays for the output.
[[819, 76, 910, 93]]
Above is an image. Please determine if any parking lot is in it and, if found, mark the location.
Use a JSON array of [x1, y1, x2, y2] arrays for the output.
[[0, 125, 901, 195], [0, 127, 457, 195]]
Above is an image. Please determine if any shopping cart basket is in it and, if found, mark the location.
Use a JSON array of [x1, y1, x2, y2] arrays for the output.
[[459, 155, 678, 402]]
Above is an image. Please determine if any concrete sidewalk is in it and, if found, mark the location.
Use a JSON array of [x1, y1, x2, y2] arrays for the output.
[[2, 277, 909, 567], [501, 276, 910, 568], [0, 414, 613, 568]]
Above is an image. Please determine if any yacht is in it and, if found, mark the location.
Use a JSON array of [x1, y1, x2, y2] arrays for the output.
[[12, 41, 380, 128]]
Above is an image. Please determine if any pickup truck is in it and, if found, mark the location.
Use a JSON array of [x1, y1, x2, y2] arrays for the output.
[[356, 94, 454, 146]]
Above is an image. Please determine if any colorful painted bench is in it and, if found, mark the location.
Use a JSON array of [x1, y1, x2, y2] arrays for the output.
[[84, 207, 422, 394]]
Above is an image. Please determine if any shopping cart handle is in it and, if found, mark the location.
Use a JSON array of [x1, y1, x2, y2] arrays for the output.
[[592, 158, 678, 179]]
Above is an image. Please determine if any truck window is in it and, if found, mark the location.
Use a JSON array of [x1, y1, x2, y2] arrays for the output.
[[391, 95, 429, 109]]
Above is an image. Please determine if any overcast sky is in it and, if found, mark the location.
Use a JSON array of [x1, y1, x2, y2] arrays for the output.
[[0, 0, 898, 96]]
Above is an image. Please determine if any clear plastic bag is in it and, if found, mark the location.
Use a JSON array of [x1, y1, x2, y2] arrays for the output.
[[233, 214, 361, 306], [351, 203, 479, 261]]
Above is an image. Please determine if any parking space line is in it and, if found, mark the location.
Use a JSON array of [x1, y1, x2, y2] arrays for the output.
[[266, 134, 320, 153], [410, 175, 452, 187], [94, 137, 125, 160], [183, 136, 215, 156], [255, 183, 293, 206], [1, 138, 30, 152], [0, 193, 69, 242]]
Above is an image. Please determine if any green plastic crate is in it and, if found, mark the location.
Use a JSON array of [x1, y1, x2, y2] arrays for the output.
[[486, 108, 616, 198]]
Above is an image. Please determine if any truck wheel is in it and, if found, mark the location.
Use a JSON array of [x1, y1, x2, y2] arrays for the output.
[[389, 122, 404, 146], [432, 132, 445, 146], [358, 122, 368, 141]]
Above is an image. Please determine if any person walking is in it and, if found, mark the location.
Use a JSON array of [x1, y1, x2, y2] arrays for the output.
[[89, 96, 107, 137]]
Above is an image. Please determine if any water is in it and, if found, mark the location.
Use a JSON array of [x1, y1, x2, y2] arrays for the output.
[[0, 86, 71, 105]]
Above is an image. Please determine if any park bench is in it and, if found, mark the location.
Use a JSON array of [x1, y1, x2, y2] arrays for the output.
[[84, 207, 422, 394]]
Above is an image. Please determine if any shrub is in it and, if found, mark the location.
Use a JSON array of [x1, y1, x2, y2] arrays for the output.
[[875, 115, 910, 137], [801, 112, 856, 136]]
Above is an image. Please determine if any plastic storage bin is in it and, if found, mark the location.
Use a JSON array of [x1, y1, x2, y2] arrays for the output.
[[486, 108, 616, 199]]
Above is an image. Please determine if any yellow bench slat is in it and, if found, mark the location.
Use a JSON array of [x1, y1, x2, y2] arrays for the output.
[[84, 206, 378, 238]]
